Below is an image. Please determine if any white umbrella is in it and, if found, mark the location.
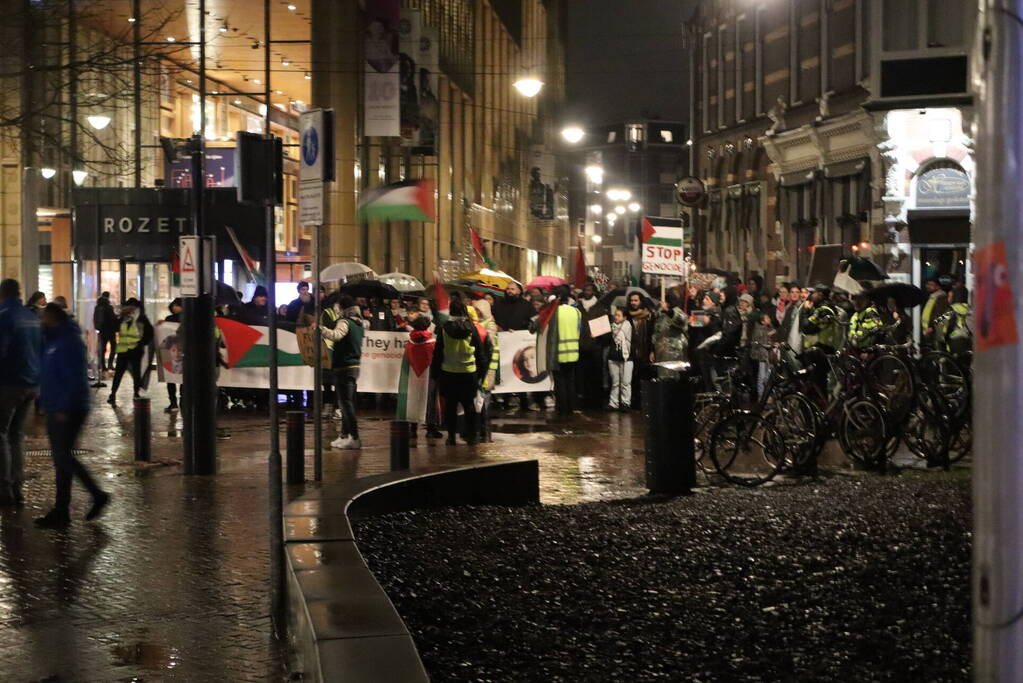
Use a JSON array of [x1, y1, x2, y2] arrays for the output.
[[320, 262, 375, 283], [378, 272, 426, 292]]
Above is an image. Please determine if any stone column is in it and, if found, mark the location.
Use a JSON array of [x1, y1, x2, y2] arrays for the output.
[[312, 0, 361, 266]]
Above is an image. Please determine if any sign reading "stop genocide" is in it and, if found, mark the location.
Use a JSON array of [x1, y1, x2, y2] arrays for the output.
[[641, 216, 688, 276]]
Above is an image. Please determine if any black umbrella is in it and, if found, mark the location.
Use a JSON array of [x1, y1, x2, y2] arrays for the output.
[[868, 282, 927, 309], [338, 279, 401, 300], [215, 281, 242, 306], [840, 255, 888, 281]]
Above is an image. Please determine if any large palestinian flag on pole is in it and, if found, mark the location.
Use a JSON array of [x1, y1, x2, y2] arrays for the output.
[[396, 330, 436, 424], [358, 179, 436, 222]]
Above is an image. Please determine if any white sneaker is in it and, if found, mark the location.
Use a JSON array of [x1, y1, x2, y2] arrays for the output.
[[330, 436, 351, 449], [340, 438, 361, 450]]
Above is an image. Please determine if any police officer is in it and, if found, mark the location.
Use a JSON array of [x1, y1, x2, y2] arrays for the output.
[[848, 291, 884, 351], [801, 284, 841, 353], [108, 298, 153, 405]]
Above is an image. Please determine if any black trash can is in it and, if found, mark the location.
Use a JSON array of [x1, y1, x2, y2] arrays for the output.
[[642, 365, 696, 495]]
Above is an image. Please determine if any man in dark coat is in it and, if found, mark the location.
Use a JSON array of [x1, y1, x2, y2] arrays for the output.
[[93, 291, 118, 371]]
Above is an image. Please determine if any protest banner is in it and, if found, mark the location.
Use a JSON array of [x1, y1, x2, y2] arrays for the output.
[[154, 323, 551, 394]]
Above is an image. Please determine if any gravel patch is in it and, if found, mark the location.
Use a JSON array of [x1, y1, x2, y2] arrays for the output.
[[354, 473, 971, 682]]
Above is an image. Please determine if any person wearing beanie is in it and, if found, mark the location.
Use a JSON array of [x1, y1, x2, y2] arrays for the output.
[[239, 285, 271, 326]]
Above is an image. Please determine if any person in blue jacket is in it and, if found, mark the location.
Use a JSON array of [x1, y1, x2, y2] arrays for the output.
[[0, 278, 42, 506], [34, 303, 109, 529]]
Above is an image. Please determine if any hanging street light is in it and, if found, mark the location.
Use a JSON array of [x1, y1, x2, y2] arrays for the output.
[[513, 77, 543, 97], [628, 202, 641, 212], [561, 126, 584, 144], [589, 204, 602, 214], [86, 115, 112, 130], [72, 169, 88, 185], [40, 167, 56, 179], [584, 165, 604, 184], [615, 205, 626, 215]]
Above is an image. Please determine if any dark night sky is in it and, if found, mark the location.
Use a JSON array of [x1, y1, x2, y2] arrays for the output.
[[564, 0, 697, 127]]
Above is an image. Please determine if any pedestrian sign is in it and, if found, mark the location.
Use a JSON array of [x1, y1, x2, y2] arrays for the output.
[[179, 236, 199, 296]]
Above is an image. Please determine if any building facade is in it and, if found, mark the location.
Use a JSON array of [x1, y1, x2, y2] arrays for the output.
[[0, 0, 569, 323], [691, 0, 975, 294], [567, 119, 689, 284]]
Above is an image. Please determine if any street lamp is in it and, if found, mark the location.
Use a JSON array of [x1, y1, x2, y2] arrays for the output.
[[589, 204, 602, 214], [591, 234, 603, 244], [39, 167, 56, 179], [615, 205, 626, 215], [87, 115, 112, 130], [607, 188, 631, 201], [561, 126, 584, 144], [72, 169, 88, 185], [513, 77, 543, 97], [584, 165, 604, 184], [628, 202, 641, 212]]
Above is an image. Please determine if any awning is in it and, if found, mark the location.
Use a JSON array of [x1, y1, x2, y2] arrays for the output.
[[779, 169, 816, 187], [824, 158, 869, 179]]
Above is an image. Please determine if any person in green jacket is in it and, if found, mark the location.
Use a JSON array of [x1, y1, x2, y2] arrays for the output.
[[322, 294, 366, 450]]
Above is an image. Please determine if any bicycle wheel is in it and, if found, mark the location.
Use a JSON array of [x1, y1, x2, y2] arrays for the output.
[[903, 388, 952, 463], [948, 418, 971, 463], [709, 412, 784, 486], [765, 392, 821, 471], [693, 393, 727, 471], [838, 399, 889, 468], [918, 352, 970, 422], [866, 354, 915, 426]]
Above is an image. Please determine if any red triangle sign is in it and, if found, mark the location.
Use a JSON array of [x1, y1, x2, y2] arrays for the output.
[[181, 245, 196, 272]]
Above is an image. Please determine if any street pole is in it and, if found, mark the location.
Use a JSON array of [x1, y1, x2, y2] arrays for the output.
[[132, 0, 141, 188], [974, 2, 1023, 679], [313, 223, 323, 482], [264, 0, 285, 635], [182, 0, 217, 475]]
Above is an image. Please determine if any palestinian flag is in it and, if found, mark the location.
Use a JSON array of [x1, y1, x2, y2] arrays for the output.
[[433, 271, 449, 323], [573, 234, 587, 288], [358, 179, 436, 222], [534, 300, 559, 376], [171, 250, 181, 287], [469, 227, 498, 269], [640, 216, 684, 247], [214, 318, 306, 368], [225, 225, 265, 285], [396, 330, 436, 424]]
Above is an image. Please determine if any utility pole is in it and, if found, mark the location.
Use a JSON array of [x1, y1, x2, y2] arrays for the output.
[[973, 1, 1023, 679], [181, 0, 218, 475]]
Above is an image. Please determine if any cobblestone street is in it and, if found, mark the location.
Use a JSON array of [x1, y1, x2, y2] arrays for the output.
[[0, 386, 656, 681]]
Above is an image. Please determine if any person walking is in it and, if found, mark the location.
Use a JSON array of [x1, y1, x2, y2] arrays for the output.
[[432, 299, 487, 445], [0, 279, 42, 506], [321, 294, 367, 449], [93, 291, 118, 372], [163, 298, 183, 412], [26, 291, 47, 316], [607, 307, 633, 410], [34, 303, 109, 529], [107, 298, 153, 405]]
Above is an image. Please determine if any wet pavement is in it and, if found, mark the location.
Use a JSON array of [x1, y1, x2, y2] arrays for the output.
[[0, 381, 966, 681]]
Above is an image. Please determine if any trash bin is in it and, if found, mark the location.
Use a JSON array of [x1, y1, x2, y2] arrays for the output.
[[643, 361, 696, 495]]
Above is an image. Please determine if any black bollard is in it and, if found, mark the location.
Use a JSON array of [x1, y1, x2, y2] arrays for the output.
[[390, 420, 411, 471], [133, 397, 151, 462], [643, 376, 695, 495], [286, 411, 305, 484]]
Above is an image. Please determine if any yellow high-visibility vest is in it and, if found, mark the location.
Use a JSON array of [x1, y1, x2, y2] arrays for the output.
[[556, 306, 580, 363], [115, 320, 142, 353]]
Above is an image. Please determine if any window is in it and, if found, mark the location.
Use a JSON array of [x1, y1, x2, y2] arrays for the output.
[[883, 0, 919, 51], [607, 131, 617, 143], [702, 31, 714, 133], [659, 129, 673, 143], [628, 124, 644, 143]]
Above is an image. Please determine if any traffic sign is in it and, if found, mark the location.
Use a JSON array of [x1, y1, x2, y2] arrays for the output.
[[179, 236, 199, 296], [299, 182, 324, 226], [675, 176, 706, 207], [299, 109, 335, 183]]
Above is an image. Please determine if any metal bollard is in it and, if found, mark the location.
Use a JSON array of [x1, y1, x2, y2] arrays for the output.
[[286, 411, 305, 484], [133, 397, 151, 462], [642, 375, 695, 495], [390, 420, 411, 471]]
